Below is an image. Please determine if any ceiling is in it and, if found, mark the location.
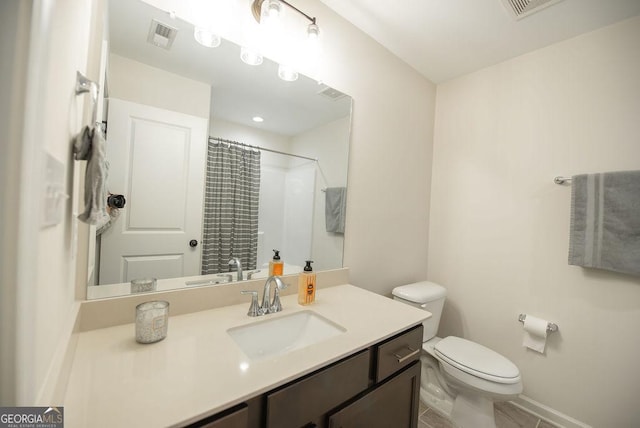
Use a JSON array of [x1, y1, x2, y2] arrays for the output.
[[318, 0, 640, 83]]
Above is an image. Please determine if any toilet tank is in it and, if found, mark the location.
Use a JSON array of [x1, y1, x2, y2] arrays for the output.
[[392, 281, 447, 342]]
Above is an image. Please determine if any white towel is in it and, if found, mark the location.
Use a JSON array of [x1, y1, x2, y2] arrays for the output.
[[73, 126, 110, 228], [568, 170, 640, 276]]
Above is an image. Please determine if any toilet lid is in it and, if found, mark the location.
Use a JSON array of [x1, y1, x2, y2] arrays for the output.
[[391, 281, 446, 304], [434, 337, 521, 384]]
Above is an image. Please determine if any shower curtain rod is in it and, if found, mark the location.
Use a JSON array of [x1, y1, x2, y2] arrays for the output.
[[209, 137, 318, 162]]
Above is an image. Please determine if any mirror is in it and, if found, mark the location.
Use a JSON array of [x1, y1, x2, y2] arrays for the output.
[[88, 0, 351, 299]]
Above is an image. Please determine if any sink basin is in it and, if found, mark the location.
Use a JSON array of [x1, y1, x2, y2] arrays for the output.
[[227, 311, 346, 360]]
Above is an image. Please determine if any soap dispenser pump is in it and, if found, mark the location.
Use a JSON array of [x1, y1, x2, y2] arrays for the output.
[[298, 260, 316, 305], [269, 249, 284, 276]]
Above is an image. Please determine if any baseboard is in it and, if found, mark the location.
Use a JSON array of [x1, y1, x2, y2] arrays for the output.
[[511, 395, 592, 428]]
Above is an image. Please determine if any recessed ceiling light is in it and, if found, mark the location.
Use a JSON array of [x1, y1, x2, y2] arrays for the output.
[[252, 116, 264, 123]]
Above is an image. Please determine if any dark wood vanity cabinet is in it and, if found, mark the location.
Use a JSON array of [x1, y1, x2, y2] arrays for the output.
[[185, 325, 423, 428]]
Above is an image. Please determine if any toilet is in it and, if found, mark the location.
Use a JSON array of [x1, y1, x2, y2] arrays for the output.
[[392, 281, 523, 428]]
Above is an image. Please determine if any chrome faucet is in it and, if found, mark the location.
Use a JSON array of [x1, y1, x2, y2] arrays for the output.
[[261, 276, 286, 314], [241, 276, 287, 317], [228, 257, 243, 281]]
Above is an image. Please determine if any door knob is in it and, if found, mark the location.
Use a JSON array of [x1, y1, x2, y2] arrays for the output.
[[189, 239, 198, 248]]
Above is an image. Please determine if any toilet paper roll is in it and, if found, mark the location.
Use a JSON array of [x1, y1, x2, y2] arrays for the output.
[[522, 315, 548, 353]]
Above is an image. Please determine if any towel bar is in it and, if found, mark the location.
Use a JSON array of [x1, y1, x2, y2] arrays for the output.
[[553, 176, 572, 185], [518, 314, 558, 333]]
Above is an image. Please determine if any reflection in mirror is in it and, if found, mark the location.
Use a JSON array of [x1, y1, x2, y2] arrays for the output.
[[87, 0, 352, 299]]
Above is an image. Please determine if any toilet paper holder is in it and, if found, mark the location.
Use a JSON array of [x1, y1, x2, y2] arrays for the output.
[[518, 314, 558, 333]]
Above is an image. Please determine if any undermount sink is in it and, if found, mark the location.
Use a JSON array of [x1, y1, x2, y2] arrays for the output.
[[227, 310, 346, 360]]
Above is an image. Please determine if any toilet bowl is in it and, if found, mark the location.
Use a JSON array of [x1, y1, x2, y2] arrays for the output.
[[392, 281, 523, 428]]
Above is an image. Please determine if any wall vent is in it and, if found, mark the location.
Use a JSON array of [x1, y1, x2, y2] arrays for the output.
[[317, 85, 347, 101], [500, 0, 565, 20], [147, 19, 177, 50]]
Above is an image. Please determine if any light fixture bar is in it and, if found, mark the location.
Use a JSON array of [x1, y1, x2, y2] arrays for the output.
[[251, 0, 317, 25], [280, 0, 316, 24]]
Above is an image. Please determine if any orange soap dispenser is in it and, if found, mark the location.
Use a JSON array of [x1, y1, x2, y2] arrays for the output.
[[269, 249, 284, 276], [298, 260, 316, 305]]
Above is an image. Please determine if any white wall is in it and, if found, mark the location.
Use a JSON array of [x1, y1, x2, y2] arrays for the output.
[[429, 16, 640, 427], [210, 117, 291, 166], [108, 54, 210, 118], [308, 1, 436, 295], [0, 0, 104, 404]]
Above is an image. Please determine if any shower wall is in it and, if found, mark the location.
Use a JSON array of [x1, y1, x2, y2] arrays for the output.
[[258, 161, 316, 270]]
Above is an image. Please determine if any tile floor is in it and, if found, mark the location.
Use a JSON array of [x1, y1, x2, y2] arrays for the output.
[[417, 401, 560, 428]]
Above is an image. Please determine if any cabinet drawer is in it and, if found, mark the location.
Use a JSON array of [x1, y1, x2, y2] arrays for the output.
[[375, 325, 423, 382], [266, 349, 370, 428]]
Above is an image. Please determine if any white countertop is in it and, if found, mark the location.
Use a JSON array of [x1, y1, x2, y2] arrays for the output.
[[64, 284, 429, 427]]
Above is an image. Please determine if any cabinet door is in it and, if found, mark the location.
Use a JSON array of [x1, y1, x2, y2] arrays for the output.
[[266, 350, 370, 428], [328, 361, 421, 428], [199, 408, 247, 428], [185, 403, 250, 428]]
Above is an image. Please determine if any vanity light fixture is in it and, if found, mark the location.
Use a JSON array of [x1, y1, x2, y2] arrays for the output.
[[194, 27, 221, 48]]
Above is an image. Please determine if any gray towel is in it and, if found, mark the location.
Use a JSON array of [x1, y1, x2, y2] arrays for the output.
[[325, 187, 346, 234], [73, 126, 110, 228], [569, 170, 640, 276]]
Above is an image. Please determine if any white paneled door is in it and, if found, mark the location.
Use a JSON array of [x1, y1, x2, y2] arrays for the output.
[[99, 98, 207, 284]]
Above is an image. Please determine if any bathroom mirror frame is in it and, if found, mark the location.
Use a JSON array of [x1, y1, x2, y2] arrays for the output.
[[86, 0, 352, 299]]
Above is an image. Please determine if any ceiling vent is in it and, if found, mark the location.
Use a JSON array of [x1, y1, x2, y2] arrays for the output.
[[317, 85, 347, 101], [500, 0, 565, 20], [147, 19, 177, 50]]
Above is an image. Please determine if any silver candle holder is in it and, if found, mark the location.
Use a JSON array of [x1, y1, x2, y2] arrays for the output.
[[135, 301, 169, 344]]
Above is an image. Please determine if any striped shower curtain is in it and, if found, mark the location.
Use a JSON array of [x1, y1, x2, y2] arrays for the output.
[[201, 139, 261, 275]]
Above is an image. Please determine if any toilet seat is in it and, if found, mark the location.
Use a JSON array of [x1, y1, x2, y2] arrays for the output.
[[434, 337, 521, 384]]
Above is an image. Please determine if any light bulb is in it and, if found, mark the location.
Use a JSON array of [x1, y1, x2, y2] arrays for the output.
[[241, 46, 263, 66], [194, 27, 221, 48], [307, 23, 320, 40], [305, 22, 322, 64], [267, 0, 282, 18], [261, 0, 282, 25], [278, 64, 298, 82]]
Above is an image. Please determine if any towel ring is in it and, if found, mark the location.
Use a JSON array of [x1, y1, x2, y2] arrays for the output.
[[75, 71, 99, 126]]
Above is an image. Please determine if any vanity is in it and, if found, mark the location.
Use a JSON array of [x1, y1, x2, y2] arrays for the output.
[[63, 282, 429, 427]]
